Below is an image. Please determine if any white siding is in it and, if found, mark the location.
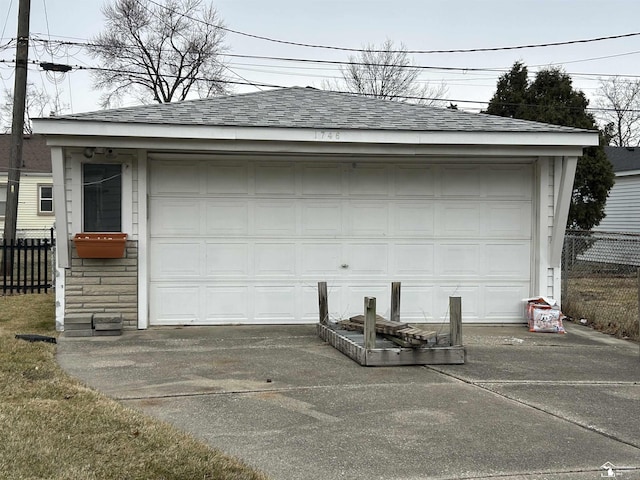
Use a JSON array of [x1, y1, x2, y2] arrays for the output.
[[0, 173, 55, 234], [595, 174, 640, 233]]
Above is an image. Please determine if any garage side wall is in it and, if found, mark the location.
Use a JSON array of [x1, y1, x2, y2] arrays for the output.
[[65, 240, 138, 328], [61, 150, 140, 331]]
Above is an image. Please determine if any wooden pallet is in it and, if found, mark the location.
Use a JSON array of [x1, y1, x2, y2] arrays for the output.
[[344, 315, 438, 344], [317, 323, 465, 366], [316, 282, 465, 366]]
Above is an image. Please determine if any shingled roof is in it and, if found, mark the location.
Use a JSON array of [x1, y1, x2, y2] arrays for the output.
[[604, 146, 640, 173], [0, 134, 51, 173], [51, 86, 590, 134]]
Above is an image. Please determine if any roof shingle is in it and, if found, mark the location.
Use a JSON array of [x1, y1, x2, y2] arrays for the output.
[[50, 87, 590, 134]]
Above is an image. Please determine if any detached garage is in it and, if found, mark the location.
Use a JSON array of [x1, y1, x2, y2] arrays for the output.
[[33, 87, 598, 331]]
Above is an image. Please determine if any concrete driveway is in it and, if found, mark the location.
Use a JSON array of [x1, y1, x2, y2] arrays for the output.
[[56, 323, 640, 480]]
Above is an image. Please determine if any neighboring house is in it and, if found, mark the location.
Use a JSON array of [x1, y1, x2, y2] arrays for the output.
[[577, 146, 640, 266], [32, 87, 598, 331], [595, 146, 640, 233], [0, 134, 55, 237]]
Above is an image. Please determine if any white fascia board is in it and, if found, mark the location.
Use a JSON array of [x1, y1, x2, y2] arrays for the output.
[[33, 119, 599, 148]]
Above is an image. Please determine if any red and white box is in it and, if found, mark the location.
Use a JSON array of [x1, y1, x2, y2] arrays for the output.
[[524, 297, 566, 333]]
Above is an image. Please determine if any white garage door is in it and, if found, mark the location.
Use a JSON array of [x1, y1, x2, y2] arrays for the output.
[[148, 158, 532, 325]]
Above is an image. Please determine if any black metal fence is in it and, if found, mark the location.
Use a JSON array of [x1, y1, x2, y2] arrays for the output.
[[0, 238, 55, 294]]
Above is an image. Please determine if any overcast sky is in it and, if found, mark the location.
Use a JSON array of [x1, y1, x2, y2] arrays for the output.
[[2, 0, 640, 118]]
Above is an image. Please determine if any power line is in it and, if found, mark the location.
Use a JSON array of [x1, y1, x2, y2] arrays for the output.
[[2, 57, 638, 114], [24, 37, 640, 82], [141, 0, 640, 55]]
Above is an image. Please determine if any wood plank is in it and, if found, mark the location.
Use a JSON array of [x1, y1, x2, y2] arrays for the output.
[[449, 296, 462, 346], [318, 282, 328, 325], [391, 282, 401, 322], [364, 297, 376, 350]]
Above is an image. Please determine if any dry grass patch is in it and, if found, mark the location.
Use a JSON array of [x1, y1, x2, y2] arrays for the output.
[[563, 276, 639, 342], [0, 293, 268, 480]]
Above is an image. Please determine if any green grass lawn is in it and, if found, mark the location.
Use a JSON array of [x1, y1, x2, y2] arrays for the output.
[[0, 293, 268, 480]]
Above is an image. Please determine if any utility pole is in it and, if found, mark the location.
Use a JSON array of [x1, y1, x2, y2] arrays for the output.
[[4, 0, 31, 243]]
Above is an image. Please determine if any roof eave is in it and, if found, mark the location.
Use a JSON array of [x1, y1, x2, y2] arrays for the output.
[[32, 119, 598, 149]]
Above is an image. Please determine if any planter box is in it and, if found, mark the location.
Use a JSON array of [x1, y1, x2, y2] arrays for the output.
[[73, 233, 127, 259]]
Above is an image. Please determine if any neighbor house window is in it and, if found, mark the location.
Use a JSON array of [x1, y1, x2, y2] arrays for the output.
[[38, 184, 54, 215], [83, 163, 122, 232]]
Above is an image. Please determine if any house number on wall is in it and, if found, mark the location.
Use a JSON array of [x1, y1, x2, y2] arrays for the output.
[[315, 130, 341, 140]]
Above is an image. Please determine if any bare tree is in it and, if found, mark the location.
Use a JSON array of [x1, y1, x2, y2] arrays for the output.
[[1, 83, 63, 134], [323, 39, 447, 106], [89, 0, 229, 108], [595, 77, 640, 146]]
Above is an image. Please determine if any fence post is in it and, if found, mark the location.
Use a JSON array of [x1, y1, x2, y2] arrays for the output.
[[637, 268, 639, 361], [391, 282, 401, 323], [318, 282, 328, 325], [450, 296, 462, 346], [364, 297, 376, 350]]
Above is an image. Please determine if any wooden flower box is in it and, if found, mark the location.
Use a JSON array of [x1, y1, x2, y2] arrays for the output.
[[73, 233, 128, 259]]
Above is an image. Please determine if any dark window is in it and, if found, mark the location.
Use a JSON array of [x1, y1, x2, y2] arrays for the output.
[[83, 163, 122, 232], [38, 185, 53, 214]]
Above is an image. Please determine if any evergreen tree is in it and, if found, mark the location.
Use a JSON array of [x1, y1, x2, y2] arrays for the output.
[[486, 63, 614, 230]]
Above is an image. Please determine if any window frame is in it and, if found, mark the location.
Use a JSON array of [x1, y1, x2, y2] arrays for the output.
[[82, 162, 123, 232], [37, 183, 54, 216]]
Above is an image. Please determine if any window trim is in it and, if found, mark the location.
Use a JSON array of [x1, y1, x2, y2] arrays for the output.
[[82, 162, 123, 232], [37, 183, 54, 216], [71, 154, 132, 237]]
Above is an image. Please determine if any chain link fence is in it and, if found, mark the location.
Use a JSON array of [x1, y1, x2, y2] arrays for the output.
[[562, 231, 639, 341]]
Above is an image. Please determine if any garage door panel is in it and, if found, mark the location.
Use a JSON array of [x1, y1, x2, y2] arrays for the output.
[[302, 164, 342, 195], [205, 200, 249, 235], [300, 243, 342, 276], [150, 161, 201, 195], [441, 166, 482, 197], [436, 244, 481, 277], [254, 286, 297, 322], [206, 243, 249, 277], [255, 163, 296, 195], [395, 166, 435, 196], [254, 243, 297, 276], [255, 201, 296, 235], [206, 164, 249, 194], [301, 201, 343, 235], [440, 203, 481, 236], [150, 198, 201, 235], [349, 165, 389, 195], [485, 203, 531, 237], [485, 243, 531, 278], [485, 165, 532, 199], [349, 201, 389, 236], [205, 287, 249, 322], [150, 241, 202, 278], [347, 244, 388, 275], [393, 244, 435, 276], [150, 285, 201, 323], [484, 285, 529, 319], [392, 203, 435, 236], [399, 286, 436, 321]]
